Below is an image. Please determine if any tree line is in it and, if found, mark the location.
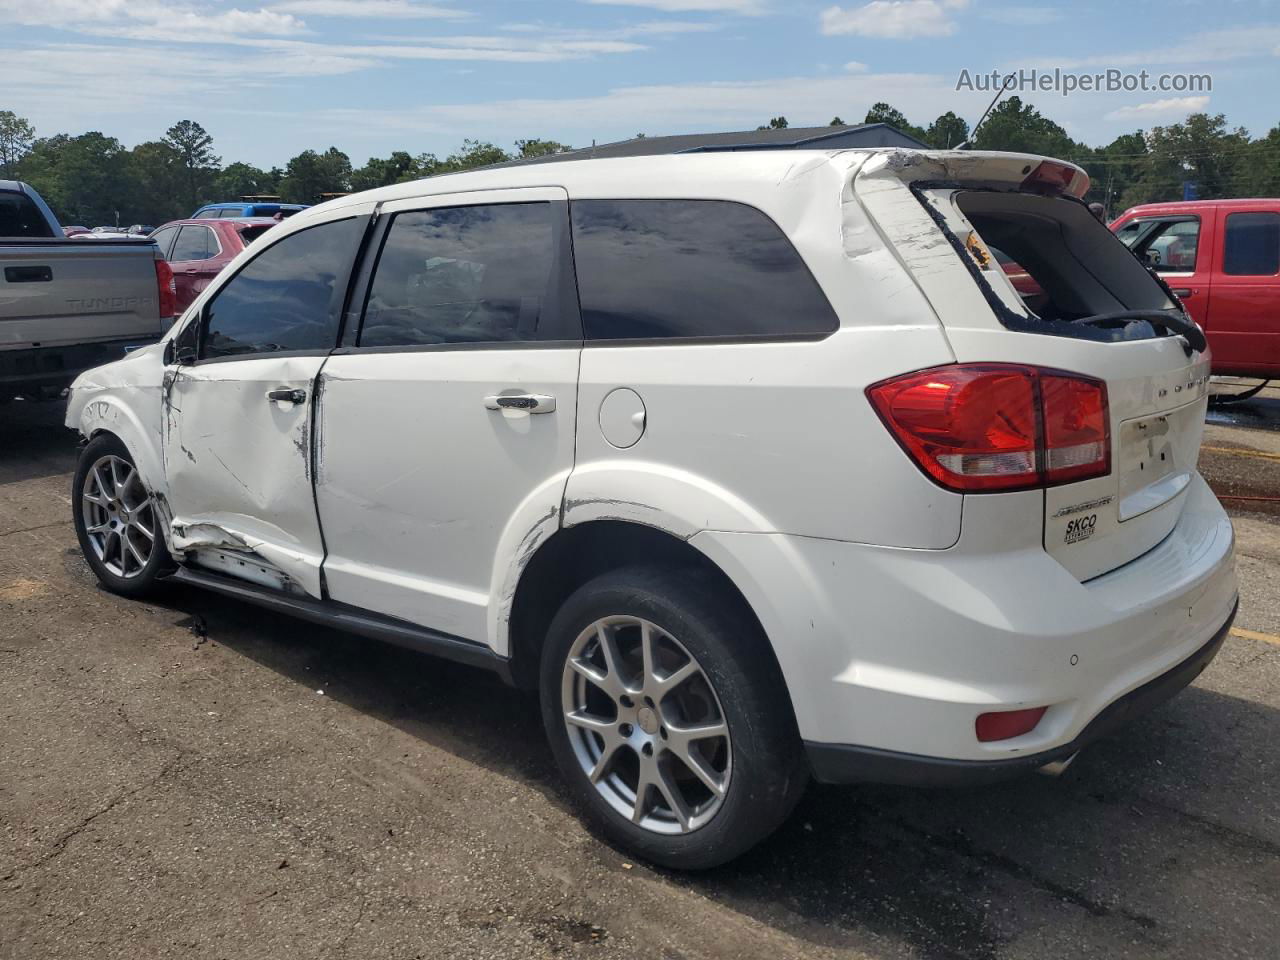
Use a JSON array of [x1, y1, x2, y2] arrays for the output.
[[1, 99, 1276, 227]]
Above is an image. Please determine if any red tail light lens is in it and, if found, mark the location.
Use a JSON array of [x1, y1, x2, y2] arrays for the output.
[[976, 706, 1047, 742], [868, 364, 1109, 492], [154, 258, 177, 320], [1021, 159, 1088, 197]]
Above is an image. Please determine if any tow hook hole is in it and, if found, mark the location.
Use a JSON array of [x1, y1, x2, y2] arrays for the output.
[[1070, 654, 1079, 666]]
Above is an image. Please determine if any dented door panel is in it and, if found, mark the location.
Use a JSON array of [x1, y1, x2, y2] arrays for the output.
[[162, 355, 328, 595]]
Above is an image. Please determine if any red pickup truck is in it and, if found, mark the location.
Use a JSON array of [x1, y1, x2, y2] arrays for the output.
[[1111, 199, 1280, 378]]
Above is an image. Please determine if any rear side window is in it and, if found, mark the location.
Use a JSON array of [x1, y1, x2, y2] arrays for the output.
[[360, 203, 560, 348], [170, 225, 217, 262], [570, 199, 838, 341], [1224, 212, 1280, 276], [0, 191, 55, 238], [201, 217, 362, 359]]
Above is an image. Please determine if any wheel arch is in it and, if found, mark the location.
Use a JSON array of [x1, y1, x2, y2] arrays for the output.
[[506, 520, 799, 728]]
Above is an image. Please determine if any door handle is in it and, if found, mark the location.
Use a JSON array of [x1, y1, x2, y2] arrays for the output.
[[484, 393, 556, 414], [1172, 288, 1195, 297], [266, 388, 306, 405]]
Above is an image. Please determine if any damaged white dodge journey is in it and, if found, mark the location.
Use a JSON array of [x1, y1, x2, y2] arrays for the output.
[[66, 149, 1238, 868]]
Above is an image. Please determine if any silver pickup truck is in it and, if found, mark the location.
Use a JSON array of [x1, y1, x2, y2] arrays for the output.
[[1, 181, 174, 399]]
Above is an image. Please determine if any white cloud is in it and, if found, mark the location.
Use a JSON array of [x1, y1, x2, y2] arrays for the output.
[[1106, 96, 1211, 121], [844, 60, 869, 72], [1010, 26, 1280, 70], [271, 0, 467, 18], [582, 0, 767, 13], [0, 0, 306, 39], [821, 0, 969, 39]]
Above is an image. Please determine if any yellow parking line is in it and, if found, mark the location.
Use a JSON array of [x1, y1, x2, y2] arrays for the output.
[[1230, 627, 1280, 647], [1201, 445, 1280, 463]]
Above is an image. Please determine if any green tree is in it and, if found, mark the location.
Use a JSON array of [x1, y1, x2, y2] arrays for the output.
[[437, 139, 510, 173], [829, 116, 846, 126], [279, 147, 352, 203], [925, 111, 969, 149], [350, 151, 421, 191], [757, 116, 789, 130], [1123, 113, 1251, 205], [20, 132, 134, 225], [211, 161, 277, 201], [863, 103, 928, 143], [128, 141, 185, 224], [162, 120, 220, 211], [970, 96, 1078, 158], [0, 110, 36, 177], [515, 138, 572, 159]]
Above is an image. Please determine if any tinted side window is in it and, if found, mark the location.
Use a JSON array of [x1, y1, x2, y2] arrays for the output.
[[0, 191, 55, 238], [360, 203, 558, 348], [202, 217, 363, 359], [1224, 212, 1280, 276], [571, 199, 838, 340], [170, 225, 214, 262]]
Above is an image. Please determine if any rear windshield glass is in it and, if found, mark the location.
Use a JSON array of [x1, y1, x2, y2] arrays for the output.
[[0, 191, 55, 238], [955, 191, 1173, 325], [238, 225, 273, 245]]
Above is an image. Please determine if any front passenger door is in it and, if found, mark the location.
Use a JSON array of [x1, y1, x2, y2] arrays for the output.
[[162, 211, 370, 597], [315, 190, 581, 646]]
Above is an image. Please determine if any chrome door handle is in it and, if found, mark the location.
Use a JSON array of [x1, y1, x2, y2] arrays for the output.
[[484, 393, 556, 414], [267, 388, 306, 404]]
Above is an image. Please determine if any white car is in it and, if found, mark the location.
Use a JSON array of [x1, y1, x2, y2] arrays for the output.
[[65, 149, 1238, 869]]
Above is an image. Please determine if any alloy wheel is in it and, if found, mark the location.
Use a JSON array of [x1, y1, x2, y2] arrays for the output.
[[81, 455, 157, 579], [561, 616, 732, 835]]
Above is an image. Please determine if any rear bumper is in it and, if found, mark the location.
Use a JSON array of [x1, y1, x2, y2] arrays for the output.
[[0, 338, 159, 393], [805, 598, 1236, 786], [691, 472, 1238, 768]]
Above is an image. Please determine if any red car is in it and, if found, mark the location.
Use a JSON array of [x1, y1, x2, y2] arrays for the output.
[[149, 217, 278, 313], [1112, 199, 1280, 378]]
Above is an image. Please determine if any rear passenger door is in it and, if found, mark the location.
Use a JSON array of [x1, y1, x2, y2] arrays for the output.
[[168, 224, 221, 311], [1206, 209, 1280, 376], [315, 189, 581, 647]]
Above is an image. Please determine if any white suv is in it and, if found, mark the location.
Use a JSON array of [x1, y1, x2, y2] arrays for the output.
[[66, 149, 1238, 868]]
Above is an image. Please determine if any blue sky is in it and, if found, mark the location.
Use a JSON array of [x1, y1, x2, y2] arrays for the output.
[[1, 0, 1278, 168]]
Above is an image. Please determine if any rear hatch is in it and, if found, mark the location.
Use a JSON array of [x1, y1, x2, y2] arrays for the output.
[[856, 150, 1211, 580], [0, 239, 163, 350]]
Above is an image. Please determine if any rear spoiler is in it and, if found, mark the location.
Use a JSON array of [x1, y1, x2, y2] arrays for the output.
[[863, 150, 1090, 199]]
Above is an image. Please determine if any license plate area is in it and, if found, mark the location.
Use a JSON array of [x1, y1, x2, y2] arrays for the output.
[[1117, 408, 1195, 521]]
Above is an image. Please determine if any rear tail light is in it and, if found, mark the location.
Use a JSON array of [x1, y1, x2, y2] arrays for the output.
[[155, 258, 177, 320], [976, 706, 1047, 742], [868, 363, 1110, 492], [1021, 159, 1088, 197]]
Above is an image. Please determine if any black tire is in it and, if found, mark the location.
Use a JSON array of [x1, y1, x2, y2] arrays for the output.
[[72, 433, 172, 598], [539, 565, 808, 869]]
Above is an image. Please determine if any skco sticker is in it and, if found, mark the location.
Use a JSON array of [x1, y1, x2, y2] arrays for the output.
[[1064, 514, 1097, 545]]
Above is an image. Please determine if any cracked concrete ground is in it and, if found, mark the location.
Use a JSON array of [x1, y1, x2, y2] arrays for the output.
[[2, 398, 1279, 960]]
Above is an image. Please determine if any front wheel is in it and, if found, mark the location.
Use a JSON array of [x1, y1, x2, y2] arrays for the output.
[[540, 566, 807, 869], [72, 433, 172, 597]]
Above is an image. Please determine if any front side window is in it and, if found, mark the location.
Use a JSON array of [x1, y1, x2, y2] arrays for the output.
[[201, 216, 362, 359], [360, 203, 558, 348], [570, 199, 838, 341], [150, 226, 179, 259], [1224, 212, 1280, 276]]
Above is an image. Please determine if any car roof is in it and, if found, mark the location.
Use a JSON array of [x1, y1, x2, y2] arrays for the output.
[[157, 217, 279, 230], [1119, 198, 1280, 216]]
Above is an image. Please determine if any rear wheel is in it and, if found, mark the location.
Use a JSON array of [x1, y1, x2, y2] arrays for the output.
[[540, 566, 807, 869], [72, 434, 171, 597]]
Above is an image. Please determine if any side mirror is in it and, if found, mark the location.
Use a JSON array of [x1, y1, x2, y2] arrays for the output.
[[165, 314, 200, 365]]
